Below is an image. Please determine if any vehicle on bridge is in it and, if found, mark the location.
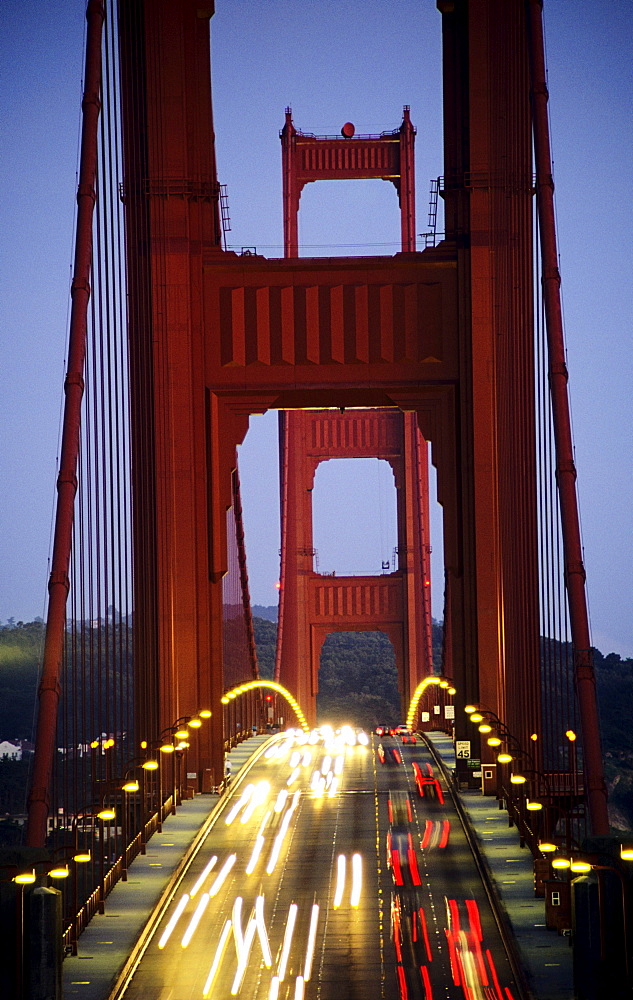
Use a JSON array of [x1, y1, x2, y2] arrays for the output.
[[412, 760, 444, 803]]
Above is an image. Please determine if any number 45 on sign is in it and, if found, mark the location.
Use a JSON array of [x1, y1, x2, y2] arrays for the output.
[[455, 740, 471, 759]]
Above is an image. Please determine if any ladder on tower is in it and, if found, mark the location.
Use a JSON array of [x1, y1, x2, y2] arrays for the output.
[[422, 177, 441, 248], [220, 183, 231, 249]]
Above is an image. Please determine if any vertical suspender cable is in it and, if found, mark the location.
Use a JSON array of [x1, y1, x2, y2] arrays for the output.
[[527, 0, 609, 836], [274, 412, 289, 684], [26, 0, 105, 848]]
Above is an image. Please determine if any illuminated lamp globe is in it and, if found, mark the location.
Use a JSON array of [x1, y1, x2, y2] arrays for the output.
[[14, 871, 36, 885], [142, 759, 159, 771], [98, 808, 116, 821], [49, 866, 70, 879], [497, 753, 513, 764], [478, 723, 492, 733], [487, 736, 502, 747], [551, 857, 571, 870], [439, 680, 449, 689], [188, 718, 202, 728], [465, 705, 477, 714], [174, 729, 189, 740], [621, 845, 633, 861], [526, 800, 543, 811], [160, 743, 175, 754], [570, 859, 592, 873], [200, 710, 212, 719], [73, 852, 91, 863], [538, 842, 557, 853], [470, 713, 484, 723], [510, 774, 526, 785], [448, 687, 457, 696], [122, 780, 139, 793]]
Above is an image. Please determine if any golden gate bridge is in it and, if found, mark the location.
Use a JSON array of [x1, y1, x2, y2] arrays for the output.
[[2, 2, 628, 999]]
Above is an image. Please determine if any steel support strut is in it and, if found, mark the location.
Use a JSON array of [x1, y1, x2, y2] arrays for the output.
[[527, 0, 609, 836], [25, 0, 105, 847]]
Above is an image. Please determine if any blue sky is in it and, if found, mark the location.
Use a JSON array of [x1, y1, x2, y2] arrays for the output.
[[1, 1, 631, 657]]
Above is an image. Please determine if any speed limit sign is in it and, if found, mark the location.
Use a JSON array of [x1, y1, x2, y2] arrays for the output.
[[455, 740, 471, 759]]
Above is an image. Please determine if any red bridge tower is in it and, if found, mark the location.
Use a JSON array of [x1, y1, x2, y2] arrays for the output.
[[276, 408, 434, 724]]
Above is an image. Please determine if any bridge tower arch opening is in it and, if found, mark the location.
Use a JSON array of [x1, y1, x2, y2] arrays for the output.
[[312, 456, 398, 578], [316, 630, 400, 729]]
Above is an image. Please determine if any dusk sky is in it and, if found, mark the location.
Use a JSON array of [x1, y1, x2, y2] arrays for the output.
[[1, 2, 631, 657]]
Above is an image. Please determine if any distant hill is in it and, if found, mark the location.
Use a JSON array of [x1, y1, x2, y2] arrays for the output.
[[252, 605, 278, 622]]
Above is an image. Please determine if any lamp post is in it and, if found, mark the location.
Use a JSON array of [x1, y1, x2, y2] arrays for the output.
[[555, 850, 633, 990]]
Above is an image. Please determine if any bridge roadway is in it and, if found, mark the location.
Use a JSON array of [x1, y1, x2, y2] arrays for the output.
[[112, 729, 520, 1000]]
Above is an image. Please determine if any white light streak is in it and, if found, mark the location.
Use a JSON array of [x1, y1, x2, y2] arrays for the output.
[[321, 755, 332, 776], [301, 751, 312, 767], [278, 903, 298, 982], [190, 856, 217, 897], [303, 904, 319, 981], [181, 892, 210, 947], [340, 725, 355, 746], [202, 919, 232, 996], [266, 811, 292, 873], [225, 784, 254, 825], [328, 776, 339, 798], [246, 834, 266, 875], [241, 781, 270, 824], [334, 754, 344, 775], [274, 789, 289, 813], [286, 767, 300, 786], [289, 750, 301, 768], [255, 894, 273, 967], [157, 893, 189, 949], [232, 897, 245, 957], [333, 854, 346, 909], [294, 976, 305, 999], [208, 853, 236, 896], [269, 976, 280, 1000], [231, 915, 257, 995], [350, 853, 362, 908], [258, 808, 273, 834]]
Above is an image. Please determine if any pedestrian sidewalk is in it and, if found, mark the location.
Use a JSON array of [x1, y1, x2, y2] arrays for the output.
[[427, 731, 573, 1000], [62, 734, 271, 1000]]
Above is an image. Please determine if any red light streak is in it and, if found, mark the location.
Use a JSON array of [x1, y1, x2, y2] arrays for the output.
[[438, 821, 450, 849], [408, 846, 422, 885], [466, 899, 483, 941], [448, 899, 460, 934], [420, 964, 433, 999], [396, 965, 409, 999], [485, 948, 504, 1000], [445, 928, 461, 987], [419, 908, 432, 962], [392, 851, 404, 885]]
